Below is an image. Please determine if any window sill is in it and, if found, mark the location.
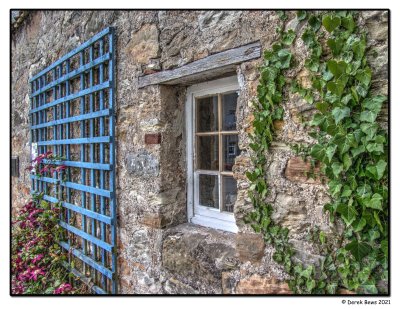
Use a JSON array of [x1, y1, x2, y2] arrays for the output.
[[190, 215, 238, 233]]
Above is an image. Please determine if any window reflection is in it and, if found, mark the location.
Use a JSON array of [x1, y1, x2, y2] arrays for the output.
[[196, 96, 218, 132], [222, 92, 238, 131], [222, 135, 240, 172], [197, 136, 219, 170], [222, 176, 237, 213], [199, 174, 219, 209]]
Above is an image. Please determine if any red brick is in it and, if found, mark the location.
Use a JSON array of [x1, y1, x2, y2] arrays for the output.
[[145, 133, 162, 144], [285, 156, 325, 184]]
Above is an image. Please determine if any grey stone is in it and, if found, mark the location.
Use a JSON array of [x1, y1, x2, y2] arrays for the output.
[[125, 149, 159, 177]]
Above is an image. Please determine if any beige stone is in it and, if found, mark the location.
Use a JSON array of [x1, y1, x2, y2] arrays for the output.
[[236, 233, 265, 263], [126, 24, 160, 64], [236, 275, 291, 294]]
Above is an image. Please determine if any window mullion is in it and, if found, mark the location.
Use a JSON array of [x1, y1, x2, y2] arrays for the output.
[[218, 93, 223, 212]]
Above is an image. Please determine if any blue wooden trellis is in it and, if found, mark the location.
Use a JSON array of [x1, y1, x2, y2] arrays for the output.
[[29, 27, 117, 294]]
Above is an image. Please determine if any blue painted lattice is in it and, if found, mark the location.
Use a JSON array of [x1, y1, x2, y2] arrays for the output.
[[29, 27, 117, 294]]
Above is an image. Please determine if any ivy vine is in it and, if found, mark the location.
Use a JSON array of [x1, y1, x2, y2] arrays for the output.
[[246, 11, 388, 295]]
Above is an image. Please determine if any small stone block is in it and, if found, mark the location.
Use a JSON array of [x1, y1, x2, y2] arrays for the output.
[[236, 233, 265, 263], [236, 275, 291, 294], [145, 133, 162, 144], [285, 156, 324, 184], [141, 213, 167, 229]]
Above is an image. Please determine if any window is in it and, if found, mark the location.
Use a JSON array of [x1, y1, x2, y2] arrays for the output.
[[186, 76, 240, 233]]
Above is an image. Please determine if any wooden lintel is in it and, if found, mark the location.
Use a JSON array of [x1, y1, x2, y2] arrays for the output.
[[138, 41, 261, 88]]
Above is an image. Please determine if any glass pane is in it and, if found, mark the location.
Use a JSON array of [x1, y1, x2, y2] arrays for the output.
[[222, 134, 240, 172], [196, 95, 218, 132], [197, 135, 219, 170], [199, 174, 219, 209], [222, 176, 237, 213], [222, 92, 238, 131]]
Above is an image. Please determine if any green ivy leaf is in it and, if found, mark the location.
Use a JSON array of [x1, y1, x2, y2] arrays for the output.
[[332, 162, 343, 178], [362, 95, 387, 113], [352, 38, 367, 59], [310, 144, 326, 162], [341, 15, 355, 32], [343, 153, 352, 171], [301, 29, 315, 47], [360, 123, 378, 141], [326, 283, 338, 294], [332, 107, 350, 124], [355, 84, 368, 98], [341, 51, 354, 64], [327, 60, 348, 78], [300, 265, 314, 279], [366, 143, 384, 154], [316, 102, 329, 113], [368, 229, 380, 242], [272, 106, 284, 120], [357, 184, 372, 199], [329, 180, 342, 197], [374, 211, 384, 233], [381, 240, 388, 257], [345, 240, 372, 261], [277, 11, 287, 21], [322, 14, 341, 33], [376, 160, 387, 180], [337, 203, 357, 226], [297, 10, 307, 21], [366, 160, 387, 180], [310, 113, 325, 127], [308, 15, 321, 32], [282, 30, 296, 46], [305, 57, 320, 72], [327, 38, 343, 56], [333, 133, 357, 155], [277, 49, 292, 69], [360, 282, 379, 294], [306, 279, 316, 292], [360, 110, 378, 123], [367, 193, 383, 211], [356, 68, 372, 87], [351, 145, 365, 158], [326, 144, 337, 163], [341, 185, 352, 198], [353, 218, 367, 232], [327, 80, 344, 97]]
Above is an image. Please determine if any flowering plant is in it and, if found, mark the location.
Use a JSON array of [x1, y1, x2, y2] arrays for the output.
[[26, 151, 67, 181], [11, 192, 82, 294]]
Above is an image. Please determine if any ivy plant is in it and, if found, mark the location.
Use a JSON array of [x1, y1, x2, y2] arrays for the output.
[[246, 11, 388, 295]]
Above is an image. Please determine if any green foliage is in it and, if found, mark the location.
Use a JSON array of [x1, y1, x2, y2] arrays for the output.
[[298, 11, 388, 294], [247, 10, 388, 295]]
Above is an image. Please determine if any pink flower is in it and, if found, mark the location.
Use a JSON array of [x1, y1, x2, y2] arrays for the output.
[[54, 283, 72, 294], [39, 166, 49, 174], [31, 254, 44, 264]]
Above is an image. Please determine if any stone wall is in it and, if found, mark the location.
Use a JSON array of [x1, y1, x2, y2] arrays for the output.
[[11, 10, 388, 294]]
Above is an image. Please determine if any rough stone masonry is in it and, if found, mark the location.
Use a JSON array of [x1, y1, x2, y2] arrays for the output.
[[11, 10, 388, 294]]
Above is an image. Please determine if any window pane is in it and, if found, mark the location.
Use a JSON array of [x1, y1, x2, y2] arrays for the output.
[[222, 134, 240, 172], [222, 176, 237, 213], [222, 92, 238, 131], [196, 95, 218, 132], [197, 135, 219, 170], [199, 174, 219, 209]]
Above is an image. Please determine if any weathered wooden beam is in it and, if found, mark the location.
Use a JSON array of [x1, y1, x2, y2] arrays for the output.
[[138, 41, 261, 88]]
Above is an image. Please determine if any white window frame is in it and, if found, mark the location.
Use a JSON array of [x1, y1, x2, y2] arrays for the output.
[[186, 76, 239, 233]]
